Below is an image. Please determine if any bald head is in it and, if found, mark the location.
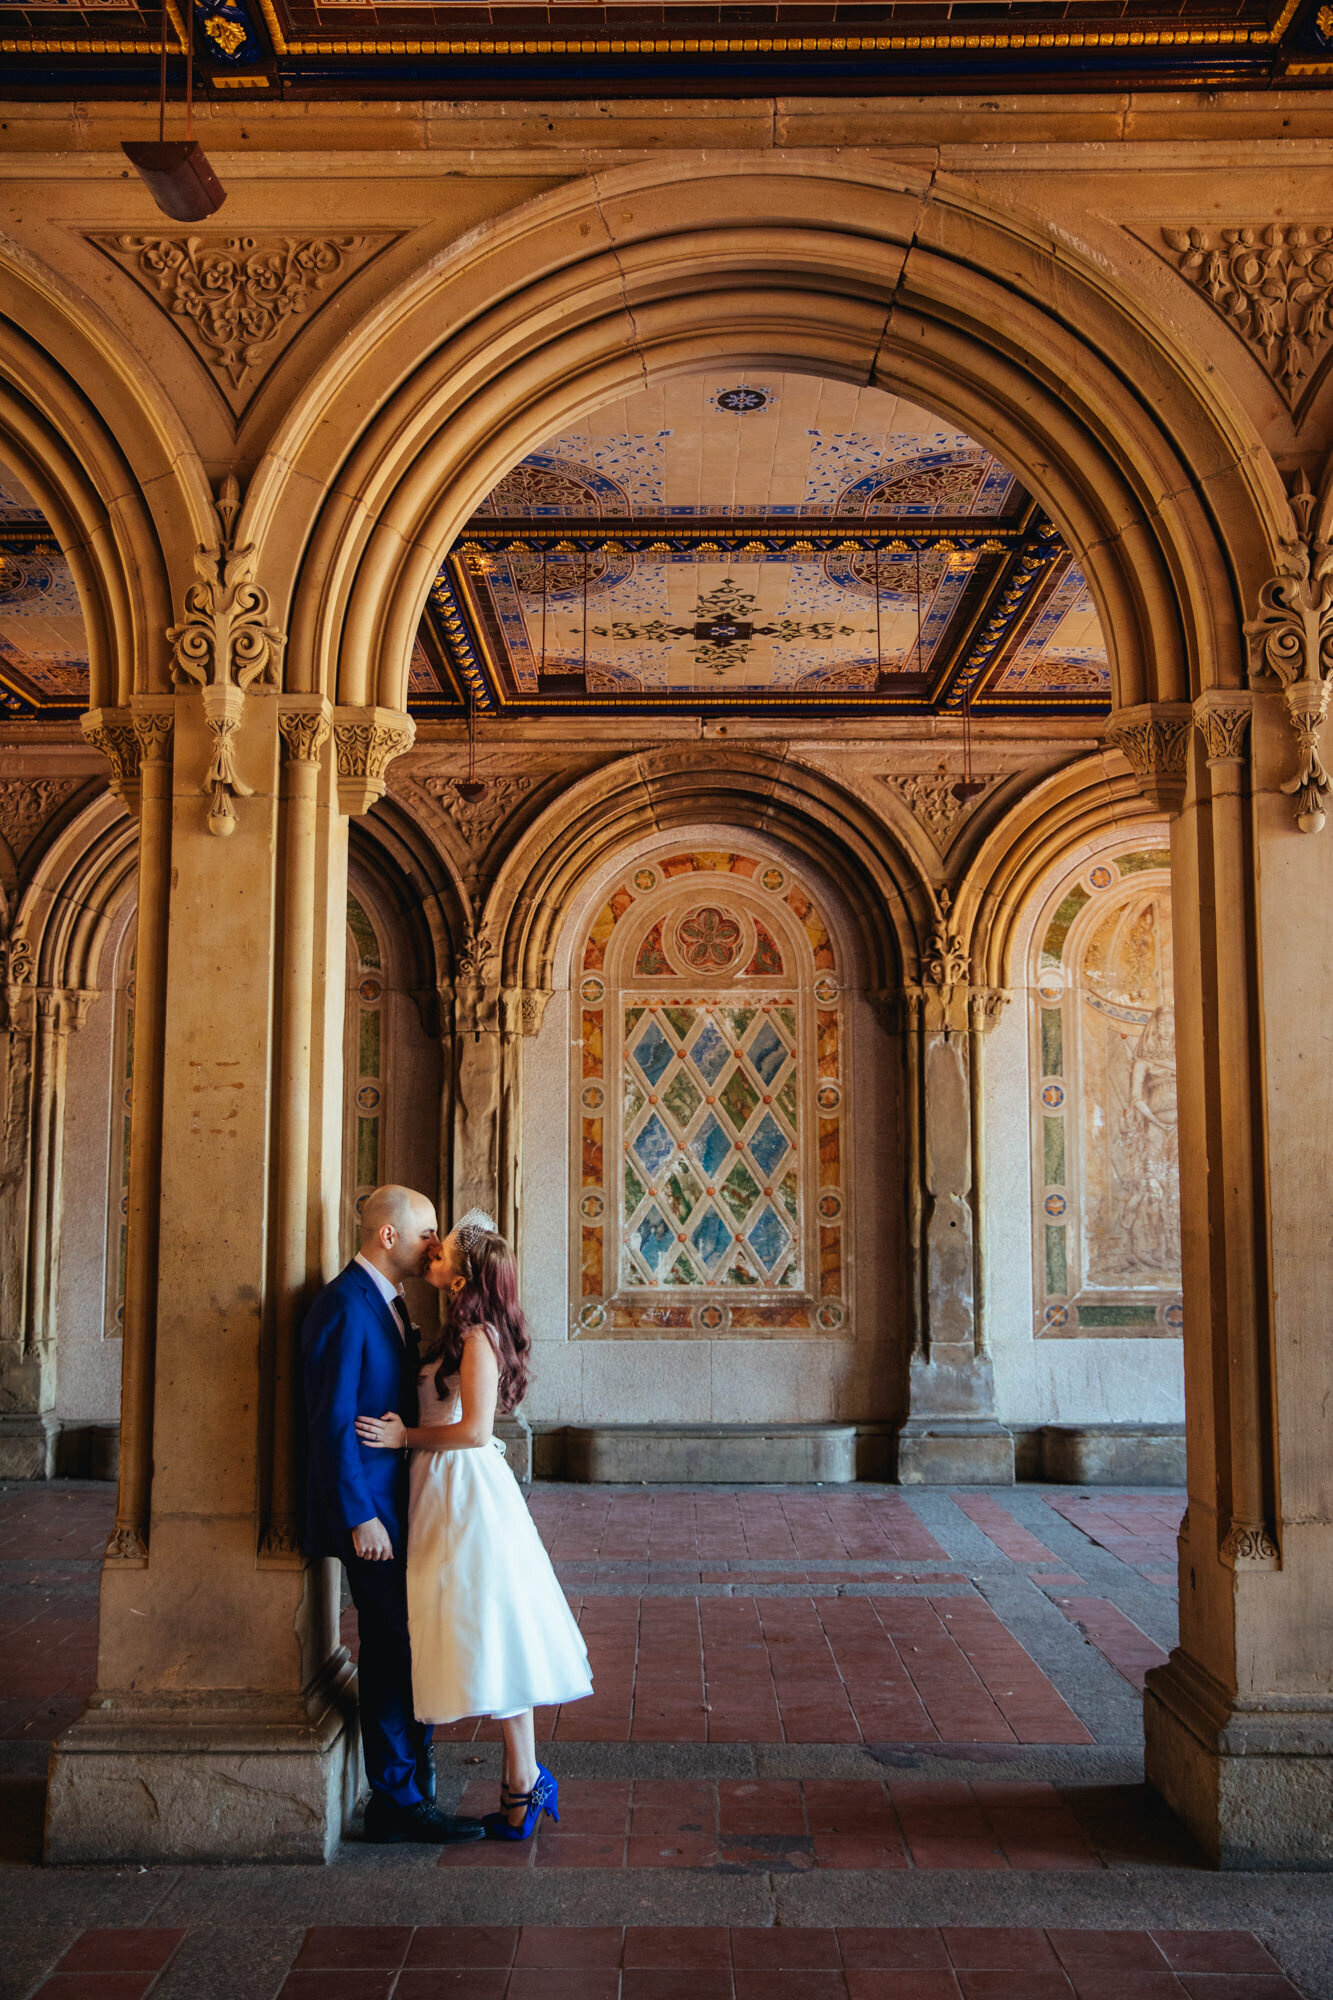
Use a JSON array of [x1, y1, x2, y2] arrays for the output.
[[359, 1184, 440, 1283]]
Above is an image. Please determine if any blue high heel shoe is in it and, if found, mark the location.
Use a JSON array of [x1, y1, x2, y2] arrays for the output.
[[485, 1764, 559, 1842]]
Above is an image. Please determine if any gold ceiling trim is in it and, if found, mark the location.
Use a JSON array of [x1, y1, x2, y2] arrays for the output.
[[3, 0, 186, 57], [248, 0, 1296, 59]]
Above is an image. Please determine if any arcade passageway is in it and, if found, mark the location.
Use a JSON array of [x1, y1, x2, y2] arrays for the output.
[[4, 1479, 1330, 1999]]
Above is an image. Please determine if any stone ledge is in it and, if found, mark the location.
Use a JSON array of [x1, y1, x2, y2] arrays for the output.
[[1036, 1423, 1186, 1486], [896, 1420, 1015, 1486], [536, 1423, 891, 1485]]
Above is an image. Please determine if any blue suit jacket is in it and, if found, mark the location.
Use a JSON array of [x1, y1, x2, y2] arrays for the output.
[[301, 1259, 422, 1559]]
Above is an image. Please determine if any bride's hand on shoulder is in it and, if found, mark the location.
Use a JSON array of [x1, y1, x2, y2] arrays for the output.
[[356, 1411, 406, 1449]]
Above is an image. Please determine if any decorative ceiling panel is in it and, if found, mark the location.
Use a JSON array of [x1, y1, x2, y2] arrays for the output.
[[1, 0, 1315, 95], [0, 469, 89, 717], [423, 370, 1111, 718]]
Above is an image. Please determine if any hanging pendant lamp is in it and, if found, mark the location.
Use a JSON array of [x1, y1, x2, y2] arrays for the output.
[[122, 0, 226, 220]]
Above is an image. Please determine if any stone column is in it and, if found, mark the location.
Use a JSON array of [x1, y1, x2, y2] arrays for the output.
[[45, 486, 415, 1864], [897, 891, 1014, 1484], [1139, 532, 1333, 1865]]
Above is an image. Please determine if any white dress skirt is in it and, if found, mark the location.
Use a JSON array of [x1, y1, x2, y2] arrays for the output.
[[406, 1340, 593, 1725]]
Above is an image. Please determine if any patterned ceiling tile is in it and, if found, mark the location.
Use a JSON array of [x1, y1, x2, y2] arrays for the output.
[[984, 564, 1110, 699]]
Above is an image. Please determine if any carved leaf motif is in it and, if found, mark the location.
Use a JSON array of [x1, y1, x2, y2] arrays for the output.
[[884, 772, 995, 849], [87, 233, 393, 403], [0, 779, 81, 862], [418, 774, 535, 849], [1161, 222, 1333, 408]]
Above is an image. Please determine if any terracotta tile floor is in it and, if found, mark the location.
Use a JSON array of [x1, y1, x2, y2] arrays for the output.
[[4, 1481, 1328, 2000], [23, 1926, 1304, 2000]]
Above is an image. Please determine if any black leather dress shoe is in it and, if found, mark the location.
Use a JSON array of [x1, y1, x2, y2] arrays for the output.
[[416, 1746, 437, 1804], [363, 1797, 485, 1845]]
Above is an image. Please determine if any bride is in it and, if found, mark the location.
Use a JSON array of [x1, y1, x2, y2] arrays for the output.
[[356, 1213, 592, 1838]]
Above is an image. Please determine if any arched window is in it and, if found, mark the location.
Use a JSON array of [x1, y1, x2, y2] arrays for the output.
[[573, 850, 848, 1338], [1029, 846, 1182, 1338]]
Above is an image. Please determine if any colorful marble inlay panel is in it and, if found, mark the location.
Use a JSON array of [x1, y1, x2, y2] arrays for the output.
[[1031, 847, 1182, 1338], [573, 849, 846, 1338], [345, 893, 385, 1256], [0, 539, 90, 710]]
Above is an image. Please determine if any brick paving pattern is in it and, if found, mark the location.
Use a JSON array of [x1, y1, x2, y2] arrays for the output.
[[24, 1925, 1303, 2000]]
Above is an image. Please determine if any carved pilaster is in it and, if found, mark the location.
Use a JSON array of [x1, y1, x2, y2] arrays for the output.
[[200, 684, 253, 840], [1107, 702, 1193, 814], [1194, 691, 1253, 767], [1246, 473, 1333, 834], [333, 707, 415, 816], [81, 708, 143, 812]]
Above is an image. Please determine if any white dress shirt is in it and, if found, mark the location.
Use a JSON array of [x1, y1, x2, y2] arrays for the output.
[[354, 1251, 407, 1340]]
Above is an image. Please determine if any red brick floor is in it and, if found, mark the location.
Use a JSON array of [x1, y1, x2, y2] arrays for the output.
[[1040, 1497, 1181, 1574], [26, 1927, 1301, 2000], [530, 1492, 950, 1564], [430, 1595, 1091, 1748], [442, 1776, 1109, 1871]]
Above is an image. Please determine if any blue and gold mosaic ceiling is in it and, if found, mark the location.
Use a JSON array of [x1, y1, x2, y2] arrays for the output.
[[0, 374, 1109, 719], [0, 0, 1317, 97], [416, 373, 1109, 718]]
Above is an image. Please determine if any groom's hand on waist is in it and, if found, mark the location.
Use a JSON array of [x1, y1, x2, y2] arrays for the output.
[[352, 1517, 394, 1561]]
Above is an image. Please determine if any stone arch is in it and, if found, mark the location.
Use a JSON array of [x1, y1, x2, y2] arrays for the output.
[[11, 793, 137, 993], [478, 746, 926, 1004], [241, 158, 1286, 717], [0, 257, 215, 704]]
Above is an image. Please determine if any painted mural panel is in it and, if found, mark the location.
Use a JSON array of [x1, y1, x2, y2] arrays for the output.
[[1031, 849, 1182, 1338], [572, 849, 847, 1339]]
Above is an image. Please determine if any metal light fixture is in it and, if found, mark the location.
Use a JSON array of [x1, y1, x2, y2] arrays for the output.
[[456, 689, 488, 804], [122, 0, 226, 221]]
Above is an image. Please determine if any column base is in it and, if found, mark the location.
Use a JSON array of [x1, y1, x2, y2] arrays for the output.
[[1144, 1650, 1333, 1869], [896, 1419, 1015, 1484], [44, 1653, 360, 1864], [0, 1413, 58, 1480]]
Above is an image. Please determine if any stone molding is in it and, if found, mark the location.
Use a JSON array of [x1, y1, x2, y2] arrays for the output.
[[86, 232, 400, 411], [1161, 225, 1333, 411], [332, 706, 415, 816], [132, 704, 175, 768], [1246, 474, 1333, 833], [1106, 702, 1192, 814], [1193, 691, 1253, 768]]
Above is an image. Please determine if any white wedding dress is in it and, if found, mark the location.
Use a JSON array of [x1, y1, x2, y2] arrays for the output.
[[406, 1332, 593, 1725]]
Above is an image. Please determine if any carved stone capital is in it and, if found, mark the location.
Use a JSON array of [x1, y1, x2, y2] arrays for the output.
[[968, 986, 1011, 1034], [81, 707, 143, 811], [1193, 691, 1253, 767], [277, 700, 332, 765], [333, 706, 416, 816], [502, 985, 552, 1037], [132, 700, 176, 767], [1220, 1519, 1281, 1570], [1106, 702, 1193, 814]]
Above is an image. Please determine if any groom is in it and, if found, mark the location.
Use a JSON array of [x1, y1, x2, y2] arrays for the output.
[[302, 1183, 485, 1845]]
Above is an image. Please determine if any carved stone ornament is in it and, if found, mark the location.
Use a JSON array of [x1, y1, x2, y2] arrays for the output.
[[0, 779, 82, 863], [923, 887, 969, 999], [1106, 703, 1193, 814], [1194, 694, 1253, 768], [1246, 472, 1333, 833], [87, 232, 399, 410], [132, 705, 175, 767], [1220, 1519, 1280, 1568], [968, 985, 1011, 1034], [168, 476, 284, 838], [417, 773, 535, 851], [80, 708, 143, 810], [1162, 225, 1333, 411], [455, 922, 498, 983], [885, 771, 996, 850], [277, 704, 332, 765], [332, 707, 415, 817]]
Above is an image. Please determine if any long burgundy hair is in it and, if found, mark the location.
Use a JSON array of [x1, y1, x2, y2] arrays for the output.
[[434, 1226, 531, 1413]]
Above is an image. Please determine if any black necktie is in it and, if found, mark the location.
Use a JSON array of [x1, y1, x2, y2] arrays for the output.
[[392, 1296, 412, 1346]]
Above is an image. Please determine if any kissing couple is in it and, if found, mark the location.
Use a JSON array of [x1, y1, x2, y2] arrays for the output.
[[302, 1185, 593, 1844]]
